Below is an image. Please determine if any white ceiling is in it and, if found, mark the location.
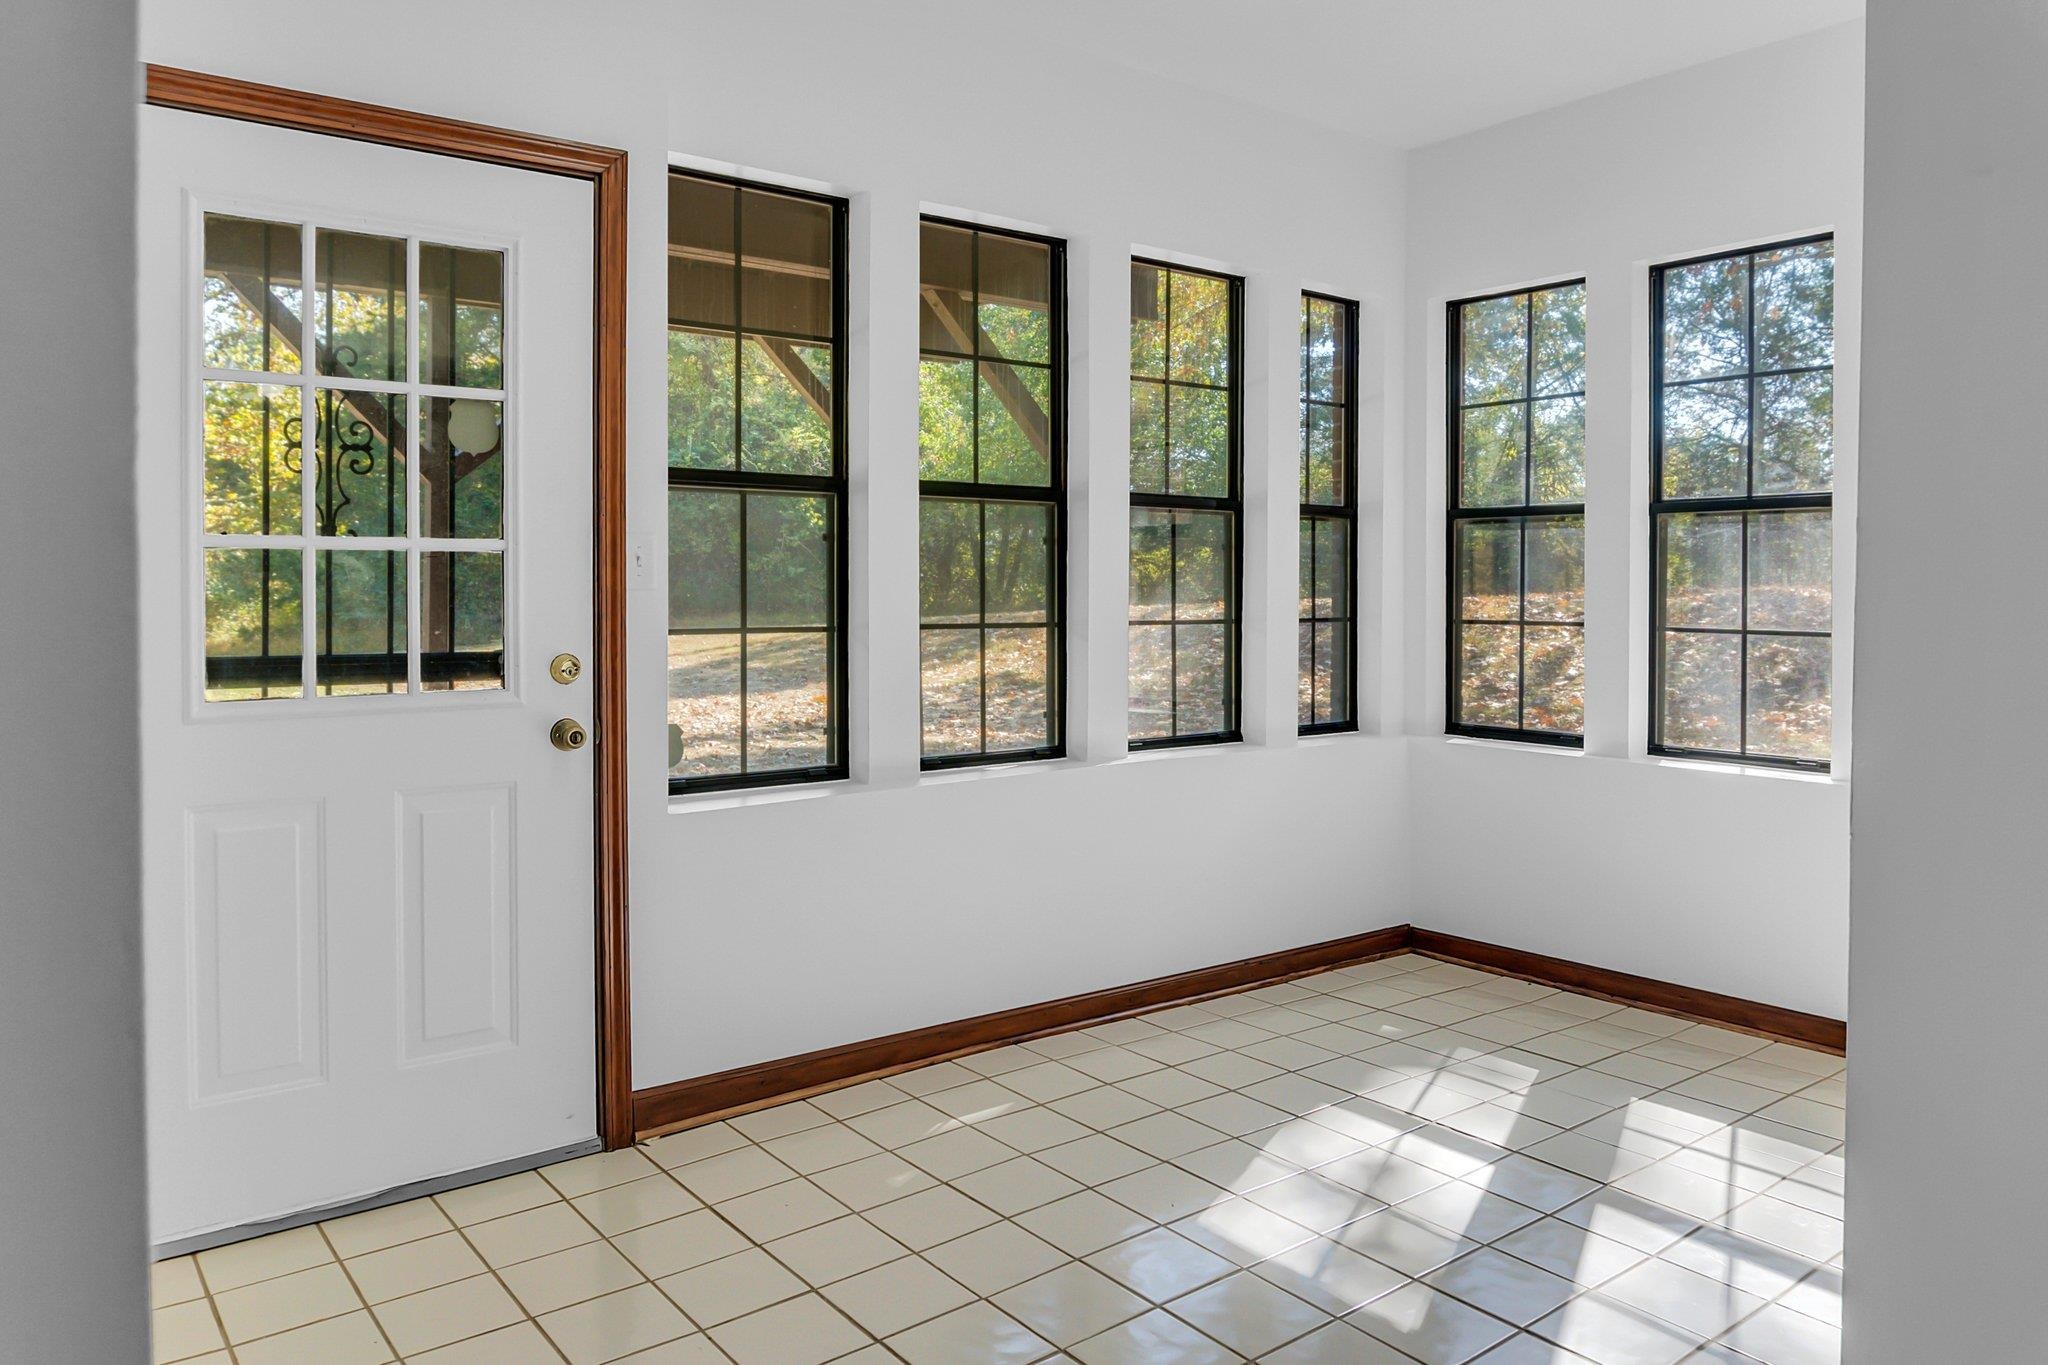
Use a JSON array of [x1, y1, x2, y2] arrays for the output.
[[1017, 0, 1864, 148]]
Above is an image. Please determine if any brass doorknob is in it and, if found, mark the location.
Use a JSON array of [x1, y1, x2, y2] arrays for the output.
[[549, 718, 590, 752]]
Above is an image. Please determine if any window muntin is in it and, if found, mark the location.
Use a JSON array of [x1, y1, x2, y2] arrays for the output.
[[1129, 260, 1242, 746], [666, 172, 848, 792], [1300, 293, 1358, 732], [1447, 281, 1586, 742], [918, 220, 1065, 766], [1652, 237, 1834, 767], [198, 213, 509, 702]]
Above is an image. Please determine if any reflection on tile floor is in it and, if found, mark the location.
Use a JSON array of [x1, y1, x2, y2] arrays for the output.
[[151, 953, 1845, 1363]]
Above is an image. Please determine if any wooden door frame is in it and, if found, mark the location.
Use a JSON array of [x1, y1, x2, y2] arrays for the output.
[[145, 66, 635, 1149]]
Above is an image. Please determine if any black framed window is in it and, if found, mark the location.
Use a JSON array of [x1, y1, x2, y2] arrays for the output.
[[1129, 260, 1242, 747], [1448, 281, 1587, 743], [918, 219, 1066, 767], [666, 170, 849, 793], [1300, 292, 1358, 733], [1651, 236, 1834, 768]]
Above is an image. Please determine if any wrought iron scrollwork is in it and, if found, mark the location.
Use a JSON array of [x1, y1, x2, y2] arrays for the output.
[[277, 391, 389, 536]]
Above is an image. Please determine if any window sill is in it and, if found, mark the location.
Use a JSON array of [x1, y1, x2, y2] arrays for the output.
[[1644, 753, 1842, 785], [667, 778, 857, 815], [1116, 737, 1246, 766], [1435, 735, 1847, 786], [668, 754, 1088, 815], [667, 734, 1404, 814], [917, 755, 1089, 788], [1296, 728, 1373, 749], [1443, 734, 1584, 759]]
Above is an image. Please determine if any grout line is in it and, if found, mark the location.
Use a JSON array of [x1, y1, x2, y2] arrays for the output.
[[189, 955, 1839, 1364], [426, 1198, 575, 1364], [310, 1221, 401, 1364], [183, 1249, 242, 1365]]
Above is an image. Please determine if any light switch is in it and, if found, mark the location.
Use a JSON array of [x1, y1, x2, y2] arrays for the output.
[[629, 535, 653, 591]]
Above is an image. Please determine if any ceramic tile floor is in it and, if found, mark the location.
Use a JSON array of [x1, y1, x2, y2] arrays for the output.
[[151, 953, 1845, 1364]]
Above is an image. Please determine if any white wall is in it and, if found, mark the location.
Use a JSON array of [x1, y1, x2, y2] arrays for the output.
[[1846, 1, 2047, 1356], [635, 0, 1414, 1085], [1398, 24, 1865, 1018], [2, 1, 149, 1357]]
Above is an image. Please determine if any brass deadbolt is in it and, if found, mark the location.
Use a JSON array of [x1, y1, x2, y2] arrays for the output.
[[549, 652, 583, 685], [549, 718, 590, 752]]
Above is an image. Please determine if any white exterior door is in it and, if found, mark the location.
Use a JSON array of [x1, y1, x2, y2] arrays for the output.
[[138, 106, 598, 1244]]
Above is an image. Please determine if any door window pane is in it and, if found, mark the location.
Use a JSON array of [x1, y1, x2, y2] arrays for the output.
[[195, 214, 519, 706], [316, 550, 406, 696], [315, 390, 405, 539], [203, 214, 302, 373], [204, 381, 302, 536], [313, 229, 405, 381], [421, 551, 504, 692], [204, 547, 302, 702], [419, 398, 502, 539], [419, 243, 504, 388]]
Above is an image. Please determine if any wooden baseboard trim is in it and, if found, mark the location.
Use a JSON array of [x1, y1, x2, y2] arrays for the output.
[[632, 923, 1847, 1137], [632, 925, 1414, 1137], [1411, 927, 1846, 1054]]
